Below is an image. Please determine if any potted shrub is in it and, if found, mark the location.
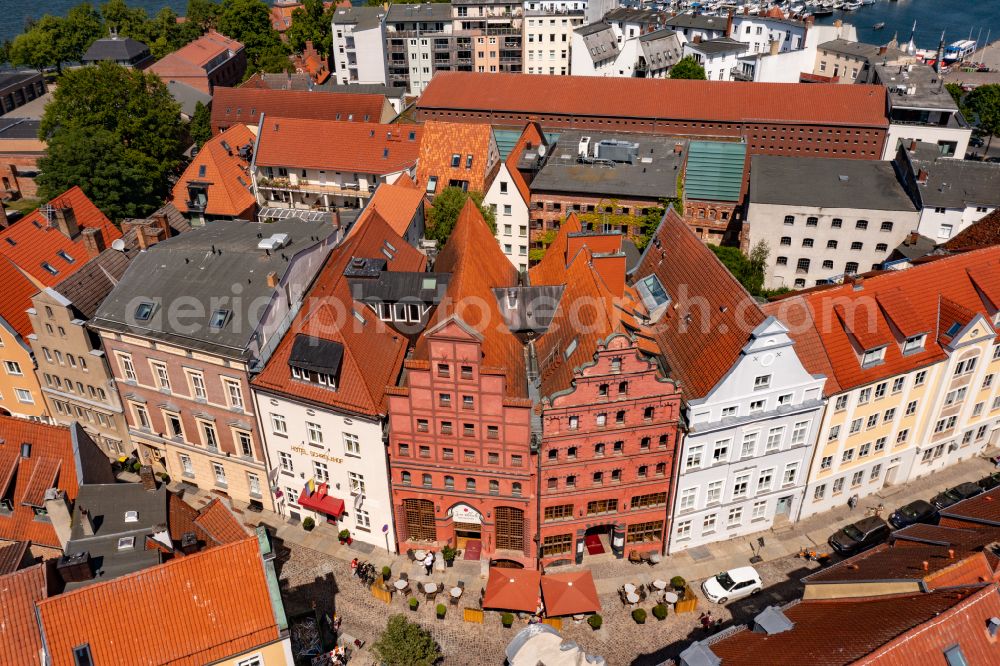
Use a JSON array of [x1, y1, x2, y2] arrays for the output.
[[131, 461, 142, 473], [158, 472, 170, 484], [587, 614, 603, 631], [381, 565, 392, 581], [670, 576, 686, 591], [501, 612, 514, 628], [338, 529, 350, 544], [441, 545, 457, 568], [408, 597, 419, 612], [632, 608, 647, 625], [302, 517, 315, 531], [652, 604, 668, 621], [436, 603, 447, 620]]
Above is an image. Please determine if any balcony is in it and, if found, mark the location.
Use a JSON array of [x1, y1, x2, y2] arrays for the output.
[[257, 177, 372, 198], [730, 67, 754, 81]]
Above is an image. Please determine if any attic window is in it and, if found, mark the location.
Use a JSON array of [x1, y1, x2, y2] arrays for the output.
[[861, 346, 886, 368], [57, 250, 74, 263], [117, 536, 135, 550], [4, 238, 15, 246], [466, 154, 474, 169], [944, 645, 969, 666], [72, 645, 94, 666], [408, 131, 416, 140], [383, 148, 389, 158], [124, 510, 138, 523], [451, 154, 461, 168], [134, 302, 155, 321], [209, 309, 230, 329], [197, 165, 206, 178], [903, 334, 925, 354], [636, 274, 670, 310], [564, 338, 578, 359], [427, 176, 438, 193], [20, 442, 30, 458], [946, 322, 962, 337], [41, 262, 58, 275]]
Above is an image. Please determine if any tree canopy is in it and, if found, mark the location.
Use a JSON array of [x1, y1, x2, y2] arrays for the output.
[[966, 84, 1000, 152], [670, 56, 707, 80], [709, 240, 775, 298], [37, 62, 184, 220], [218, 0, 292, 75], [286, 0, 334, 56], [371, 615, 440, 666], [188, 101, 213, 149], [425, 188, 496, 244]]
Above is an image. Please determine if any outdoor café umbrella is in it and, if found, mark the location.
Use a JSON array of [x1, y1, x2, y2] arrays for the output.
[[540, 570, 601, 617], [482, 567, 542, 613]]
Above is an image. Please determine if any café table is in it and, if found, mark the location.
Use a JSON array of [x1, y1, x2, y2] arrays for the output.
[[450, 587, 462, 598], [652, 579, 668, 591], [626, 592, 640, 604], [424, 582, 438, 594], [393, 579, 409, 591], [623, 583, 637, 594], [413, 550, 427, 561], [664, 591, 679, 604]]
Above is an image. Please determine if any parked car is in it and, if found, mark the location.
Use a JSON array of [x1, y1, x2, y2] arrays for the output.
[[970, 135, 985, 147], [828, 516, 890, 555], [931, 482, 984, 509], [978, 473, 1000, 491], [888, 499, 939, 529], [701, 566, 763, 604]]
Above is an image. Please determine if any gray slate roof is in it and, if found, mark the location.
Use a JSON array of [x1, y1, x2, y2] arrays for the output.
[[82, 37, 151, 63], [577, 24, 620, 63], [91, 218, 335, 358], [873, 63, 958, 112], [664, 12, 729, 31], [910, 159, 1000, 209], [749, 155, 917, 211], [167, 80, 212, 117], [386, 3, 453, 23], [639, 29, 682, 70], [687, 37, 748, 56], [0, 117, 40, 140], [532, 130, 685, 199], [819, 39, 906, 62], [604, 7, 664, 25], [332, 5, 385, 30]]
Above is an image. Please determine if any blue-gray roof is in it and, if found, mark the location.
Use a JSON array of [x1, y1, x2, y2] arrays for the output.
[[684, 141, 747, 202], [493, 129, 560, 160]]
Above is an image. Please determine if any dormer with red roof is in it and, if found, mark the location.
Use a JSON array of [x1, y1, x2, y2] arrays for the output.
[[172, 124, 257, 224]]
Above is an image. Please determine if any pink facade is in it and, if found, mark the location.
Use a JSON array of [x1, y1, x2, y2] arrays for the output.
[[538, 335, 682, 567], [387, 321, 535, 567]]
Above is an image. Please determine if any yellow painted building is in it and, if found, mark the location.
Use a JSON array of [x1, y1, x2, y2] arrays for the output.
[[0, 258, 49, 422], [766, 249, 1000, 519]]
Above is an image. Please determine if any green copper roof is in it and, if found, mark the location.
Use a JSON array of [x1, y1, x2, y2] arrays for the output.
[[493, 129, 560, 160], [684, 141, 747, 202]]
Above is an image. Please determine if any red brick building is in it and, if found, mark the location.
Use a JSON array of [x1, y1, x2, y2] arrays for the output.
[[416, 72, 889, 159], [388, 201, 536, 566], [148, 31, 246, 95]]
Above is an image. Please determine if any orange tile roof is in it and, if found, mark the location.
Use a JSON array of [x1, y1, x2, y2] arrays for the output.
[[416, 121, 494, 194], [172, 124, 257, 218], [270, 2, 300, 31], [633, 208, 767, 400], [505, 122, 546, 205], [418, 72, 889, 128], [37, 538, 279, 666], [253, 213, 426, 416], [149, 31, 244, 78], [0, 418, 80, 548], [765, 248, 1000, 395], [212, 87, 389, 131], [0, 186, 121, 288], [0, 255, 41, 338], [0, 539, 30, 575], [192, 498, 251, 545], [0, 563, 47, 665], [363, 180, 425, 238], [415, 199, 525, 398], [943, 209, 1000, 251], [255, 117, 422, 174]]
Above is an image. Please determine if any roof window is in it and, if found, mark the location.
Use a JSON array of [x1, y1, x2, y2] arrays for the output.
[[946, 322, 962, 337], [41, 262, 58, 275], [197, 165, 206, 178], [117, 536, 135, 550], [124, 510, 139, 522], [451, 153, 461, 168], [57, 250, 74, 263], [134, 302, 155, 321], [636, 274, 670, 310], [72, 645, 93, 666], [209, 309, 231, 330]]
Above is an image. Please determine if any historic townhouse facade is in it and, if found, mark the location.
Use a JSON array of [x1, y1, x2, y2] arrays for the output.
[[92, 220, 338, 512], [633, 209, 826, 553], [770, 249, 1000, 519]]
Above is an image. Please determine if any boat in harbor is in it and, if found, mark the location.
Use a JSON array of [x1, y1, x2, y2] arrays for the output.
[[812, 6, 833, 16], [873, 22, 885, 30]]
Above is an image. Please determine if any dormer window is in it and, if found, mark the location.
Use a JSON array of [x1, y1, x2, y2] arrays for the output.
[[117, 536, 135, 550], [427, 176, 438, 193], [636, 274, 670, 310], [288, 335, 342, 391], [124, 510, 138, 522], [209, 309, 230, 330], [902, 334, 926, 355], [862, 346, 886, 367], [450, 153, 461, 167], [134, 302, 155, 321]]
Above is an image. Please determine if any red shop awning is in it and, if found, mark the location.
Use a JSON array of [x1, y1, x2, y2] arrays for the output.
[[298, 484, 345, 517]]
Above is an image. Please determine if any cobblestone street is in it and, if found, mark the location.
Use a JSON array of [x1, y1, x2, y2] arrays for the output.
[[276, 539, 825, 665]]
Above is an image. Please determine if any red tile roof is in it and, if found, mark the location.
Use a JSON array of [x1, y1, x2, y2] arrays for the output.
[[943, 209, 1000, 251], [707, 586, 1000, 665], [0, 418, 80, 548], [764, 248, 1000, 396], [417, 72, 889, 128], [192, 498, 251, 545], [0, 187, 121, 288], [149, 31, 244, 78], [415, 199, 525, 398], [255, 117, 422, 174], [270, 2, 300, 31], [0, 563, 47, 665], [173, 124, 257, 218], [212, 86, 389, 131], [36, 538, 279, 666], [0, 539, 30, 575], [416, 121, 495, 194], [362, 180, 425, 239], [633, 208, 767, 400], [253, 213, 425, 416], [0, 255, 41, 338], [505, 122, 546, 205]]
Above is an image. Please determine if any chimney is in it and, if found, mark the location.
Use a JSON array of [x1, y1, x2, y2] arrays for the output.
[[674, 143, 684, 155], [693, 34, 702, 44], [916, 168, 928, 184], [906, 231, 920, 245], [879, 46, 888, 56], [851, 275, 865, 291], [180, 531, 200, 555], [54, 206, 80, 239], [769, 39, 780, 56], [922, 560, 929, 571], [136, 222, 164, 250], [139, 465, 157, 491], [948, 549, 955, 559], [266, 271, 279, 288], [80, 508, 95, 536], [44, 488, 73, 549], [909, 139, 918, 152], [726, 11, 733, 37], [150, 212, 171, 240], [81, 227, 106, 259]]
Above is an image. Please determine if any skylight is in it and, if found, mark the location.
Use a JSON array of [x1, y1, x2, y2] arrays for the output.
[[57, 250, 74, 263], [41, 262, 58, 275], [124, 510, 138, 523], [209, 309, 230, 329], [637, 274, 670, 310], [117, 536, 135, 550], [134, 302, 154, 321], [198, 165, 206, 178], [946, 322, 962, 337], [421, 277, 437, 290], [5, 238, 16, 246]]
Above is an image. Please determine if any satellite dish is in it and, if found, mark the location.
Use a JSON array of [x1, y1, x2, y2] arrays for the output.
[[537, 144, 547, 157], [111, 238, 126, 252]]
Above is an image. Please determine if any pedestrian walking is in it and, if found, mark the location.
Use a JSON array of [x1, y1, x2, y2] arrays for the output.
[[848, 494, 859, 511], [699, 611, 713, 630], [423, 551, 434, 575]]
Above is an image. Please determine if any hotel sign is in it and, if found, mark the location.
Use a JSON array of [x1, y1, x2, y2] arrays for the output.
[[291, 445, 344, 464]]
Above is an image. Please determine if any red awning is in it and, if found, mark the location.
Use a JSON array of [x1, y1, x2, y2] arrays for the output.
[[541, 570, 601, 617], [482, 567, 542, 613], [297, 484, 345, 517]]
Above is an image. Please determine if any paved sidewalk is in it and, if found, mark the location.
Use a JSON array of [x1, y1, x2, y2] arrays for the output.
[[170, 453, 995, 595]]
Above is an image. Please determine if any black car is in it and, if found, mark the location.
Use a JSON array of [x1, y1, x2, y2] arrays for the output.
[[978, 473, 1000, 491], [888, 499, 939, 529], [828, 516, 890, 555], [931, 482, 983, 509]]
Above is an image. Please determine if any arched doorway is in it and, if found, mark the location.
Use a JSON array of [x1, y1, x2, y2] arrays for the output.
[[583, 524, 613, 556], [448, 502, 484, 552], [490, 559, 524, 569], [403, 498, 436, 542]]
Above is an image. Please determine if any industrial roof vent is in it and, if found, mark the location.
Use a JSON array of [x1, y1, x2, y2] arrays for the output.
[[257, 233, 291, 251], [752, 606, 795, 635]]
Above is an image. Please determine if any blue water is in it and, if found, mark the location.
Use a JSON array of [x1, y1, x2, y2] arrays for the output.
[[2, 0, 189, 44]]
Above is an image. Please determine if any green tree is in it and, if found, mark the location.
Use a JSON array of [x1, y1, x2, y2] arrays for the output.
[[286, 0, 333, 55], [189, 101, 213, 149], [38, 62, 183, 220], [709, 241, 768, 297], [10, 16, 64, 71], [966, 84, 1000, 152], [218, 0, 290, 74], [0, 40, 12, 65], [371, 615, 440, 666], [101, 0, 150, 36], [670, 56, 707, 80], [426, 187, 496, 244], [945, 82, 969, 118], [186, 0, 221, 32]]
